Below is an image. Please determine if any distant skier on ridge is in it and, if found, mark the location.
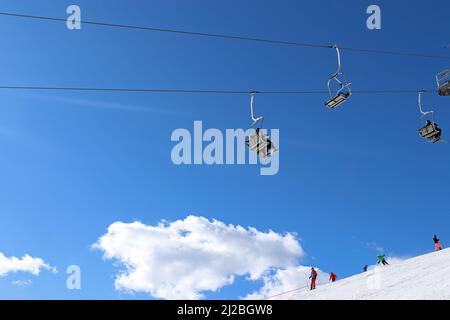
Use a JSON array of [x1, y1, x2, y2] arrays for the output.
[[433, 235, 443, 251], [309, 267, 318, 290], [377, 254, 389, 266]]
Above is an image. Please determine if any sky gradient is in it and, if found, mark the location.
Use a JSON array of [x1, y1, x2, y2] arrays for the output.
[[0, 0, 449, 299]]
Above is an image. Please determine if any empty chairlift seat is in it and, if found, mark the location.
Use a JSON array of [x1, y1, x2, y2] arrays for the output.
[[324, 45, 352, 109], [325, 91, 351, 109], [436, 70, 450, 96]]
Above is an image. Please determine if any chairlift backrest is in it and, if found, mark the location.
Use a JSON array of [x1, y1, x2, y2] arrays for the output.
[[436, 69, 450, 82], [419, 122, 437, 136], [436, 69, 450, 96], [418, 123, 442, 143]]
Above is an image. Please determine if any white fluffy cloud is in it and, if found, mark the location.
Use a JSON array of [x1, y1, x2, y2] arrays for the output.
[[93, 215, 303, 299], [245, 266, 329, 300], [0, 252, 54, 277]]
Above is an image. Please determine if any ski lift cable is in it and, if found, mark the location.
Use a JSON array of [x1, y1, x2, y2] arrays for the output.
[[262, 285, 309, 300], [0, 86, 438, 95], [1, 11, 450, 60]]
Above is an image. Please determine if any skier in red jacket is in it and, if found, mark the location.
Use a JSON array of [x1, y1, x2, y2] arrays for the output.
[[309, 267, 318, 290], [329, 272, 337, 282]]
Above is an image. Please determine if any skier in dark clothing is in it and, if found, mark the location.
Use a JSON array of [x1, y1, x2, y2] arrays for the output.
[[377, 254, 389, 265], [309, 267, 318, 290], [363, 265, 368, 272], [433, 235, 443, 251], [329, 272, 337, 282]]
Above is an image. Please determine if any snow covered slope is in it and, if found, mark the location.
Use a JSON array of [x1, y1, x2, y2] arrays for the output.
[[291, 248, 450, 300]]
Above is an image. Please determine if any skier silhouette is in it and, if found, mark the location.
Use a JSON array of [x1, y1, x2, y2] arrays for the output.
[[309, 267, 318, 290], [377, 254, 389, 266], [329, 272, 337, 282], [433, 235, 443, 251]]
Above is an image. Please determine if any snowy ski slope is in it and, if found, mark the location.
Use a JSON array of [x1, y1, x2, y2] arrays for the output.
[[290, 248, 450, 300]]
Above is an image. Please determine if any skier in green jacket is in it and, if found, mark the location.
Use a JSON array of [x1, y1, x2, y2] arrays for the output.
[[377, 254, 389, 266]]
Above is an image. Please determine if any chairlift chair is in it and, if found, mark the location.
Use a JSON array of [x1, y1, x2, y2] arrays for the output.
[[325, 45, 352, 109], [418, 122, 442, 143], [436, 69, 450, 96], [245, 92, 277, 158], [417, 91, 442, 143], [246, 128, 277, 159]]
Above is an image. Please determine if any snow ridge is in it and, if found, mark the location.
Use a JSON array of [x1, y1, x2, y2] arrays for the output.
[[290, 248, 450, 300]]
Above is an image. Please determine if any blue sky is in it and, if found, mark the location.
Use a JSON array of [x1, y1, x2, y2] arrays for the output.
[[0, 0, 449, 299]]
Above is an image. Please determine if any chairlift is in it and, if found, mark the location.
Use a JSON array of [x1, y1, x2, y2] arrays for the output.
[[245, 92, 277, 158], [246, 128, 277, 159], [436, 69, 450, 96], [325, 45, 352, 109], [417, 91, 442, 143]]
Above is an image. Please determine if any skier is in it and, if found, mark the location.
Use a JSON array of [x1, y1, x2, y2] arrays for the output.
[[377, 254, 389, 266], [329, 272, 337, 282], [433, 235, 443, 251], [309, 267, 318, 290], [363, 265, 368, 272]]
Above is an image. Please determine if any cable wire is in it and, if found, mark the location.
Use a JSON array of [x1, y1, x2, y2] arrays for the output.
[[1, 11, 449, 60], [0, 85, 437, 95], [263, 285, 309, 300], [0, 12, 330, 49]]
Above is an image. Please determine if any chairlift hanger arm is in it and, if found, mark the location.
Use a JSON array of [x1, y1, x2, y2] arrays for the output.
[[418, 91, 434, 117], [329, 45, 342, 79], [325, 45, 352, 107], [250, 92, 264, 126]]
